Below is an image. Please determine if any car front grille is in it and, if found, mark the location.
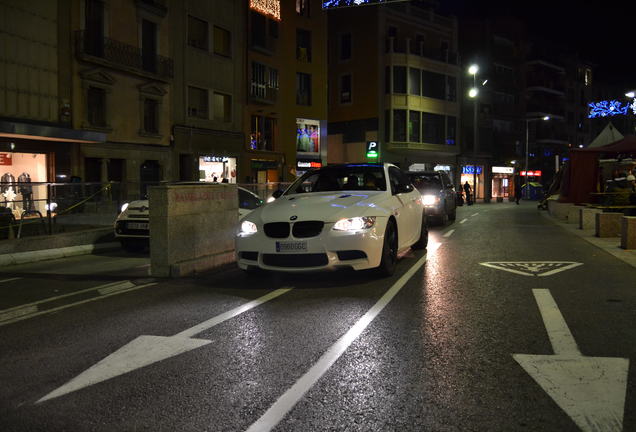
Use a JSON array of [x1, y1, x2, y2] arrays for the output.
[[262, 253, 328, 268], [264, 222, 290, 238], [292, 221, 324, 238], [115, 221, 149, 236], [336, 250, 367, 261]]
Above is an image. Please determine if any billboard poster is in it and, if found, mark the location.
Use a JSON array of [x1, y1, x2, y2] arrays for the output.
[[296, 118, 320, 157]]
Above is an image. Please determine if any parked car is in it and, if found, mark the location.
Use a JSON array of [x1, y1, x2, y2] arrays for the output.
[[115, 186, 263, 252], [406, 171, 457, 224], [236, 163, 427, 276]]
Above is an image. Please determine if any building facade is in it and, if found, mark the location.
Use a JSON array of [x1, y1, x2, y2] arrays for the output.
[[244, 0, 328, 184], [327, 3, 461, 186]]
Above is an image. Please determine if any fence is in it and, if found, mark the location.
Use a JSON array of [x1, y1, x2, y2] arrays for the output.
[[0, 181, 294, 240]]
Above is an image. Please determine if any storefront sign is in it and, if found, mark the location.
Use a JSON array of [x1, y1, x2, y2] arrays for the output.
[[462, 165, 482, 175], [297, 161, 322, 169], [0, 153, 12, 166], [201, 156, 230, 163], [520, 170, 542, 176], [492, 166, 514, 174], [249, 0, 280, 21], [366, 141, 379, 158], [434, 165, 451, 171]]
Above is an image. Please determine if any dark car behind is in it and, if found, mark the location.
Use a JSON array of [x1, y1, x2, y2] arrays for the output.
[[406, 171, 457, 224]]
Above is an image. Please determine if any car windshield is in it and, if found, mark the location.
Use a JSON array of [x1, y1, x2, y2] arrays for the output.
[[285, 165, 387, 195], [409, 174, 441, 190]]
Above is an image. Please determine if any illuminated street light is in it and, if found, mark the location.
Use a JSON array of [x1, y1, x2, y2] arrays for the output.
[[468, 88, 478, 98], [625, 91, 635, 98], [468, 64, 479, 75]]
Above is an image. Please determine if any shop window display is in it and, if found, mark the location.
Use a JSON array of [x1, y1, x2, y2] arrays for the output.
[[0, 153, 47, 218], [199, 156, 237, 183]]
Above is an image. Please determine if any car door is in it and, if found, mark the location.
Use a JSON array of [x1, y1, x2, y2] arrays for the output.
[[440, 173, 453, 214], [388, 167, 419, 247]]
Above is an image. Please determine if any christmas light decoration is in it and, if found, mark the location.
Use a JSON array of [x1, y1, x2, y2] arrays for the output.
[[250, 0, 280, 21], [588, 100, 631, 118]]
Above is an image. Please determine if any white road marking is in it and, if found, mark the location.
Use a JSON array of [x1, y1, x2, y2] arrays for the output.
[[443, 229, 455, 238], [471, 213, 479, 217], [480, 262, 583, 277], [245, 243, 441, 432], [37, 287, 293, 403], [0, 281, 151, 326], [514, 289, 629, 432], [459, 218, 468, 224], [0, 277, 21, 283]]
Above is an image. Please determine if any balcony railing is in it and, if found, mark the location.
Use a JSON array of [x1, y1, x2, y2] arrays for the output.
[[249, 83, 278, 104], [75, 30, 173, 80]]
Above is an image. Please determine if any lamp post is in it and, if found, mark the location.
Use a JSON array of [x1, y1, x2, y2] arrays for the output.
[[468, 64, 479, 203], [524, 115, 550, 199]]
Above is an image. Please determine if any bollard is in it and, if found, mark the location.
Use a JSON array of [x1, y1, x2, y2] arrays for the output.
[[620, 216, 636, 250]]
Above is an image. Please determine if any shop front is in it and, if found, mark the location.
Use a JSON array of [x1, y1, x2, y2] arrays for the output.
[[461, 165, 484, 199], [199, 156, 237, 183], [0, 151, 48, 217], [491, 166, 514, 200]]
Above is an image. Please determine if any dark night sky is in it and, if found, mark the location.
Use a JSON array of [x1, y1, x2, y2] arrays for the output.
[[438, 1, 636, 88]]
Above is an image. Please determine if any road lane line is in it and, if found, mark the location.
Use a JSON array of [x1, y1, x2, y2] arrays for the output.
[[443, 229, 455, 238], [532, 289, 580, 355], [471, 212, 479, 217], [459, 218, 468, 224], [245, 245, 440, 432], [0, 277, 21, 283], [0, 305, 38, 322], [0, 283, 157, 327]]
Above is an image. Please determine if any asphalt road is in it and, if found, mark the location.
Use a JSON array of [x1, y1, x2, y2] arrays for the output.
[[0, 202, 634, 432]]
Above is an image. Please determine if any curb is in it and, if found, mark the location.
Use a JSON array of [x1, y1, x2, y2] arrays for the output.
[[0, 242, 121, 267]]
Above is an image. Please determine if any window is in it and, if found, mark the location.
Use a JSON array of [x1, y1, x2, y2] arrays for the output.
[[393, 66, 406, 94], [388, 167, 412, 195], [239, 188, 263, 210], [213, 92, 231, 122], [408, 68, 420, 95], [446, 116, 456, 145], [296, 73, 312, 105], [251, 62, 279, 102], [188, 86, 208, 119], [143, 98, 158, 133], [296, 0, 310, 16], [188, 16, 208, 50], [339, 33, 351, 61], [213, 26, 231, 57], [87, 86, 106, 126], [422, 112, 445, 144], [250, 115, 276, 151], [393, 109, 406, 142], [446, 76, 456, 102], [340, 74, 352, 104], [296, 29, 311, 62], [422, 70, 446, 100], [141, 19, 157, 73], [385, 66, 390, 94], [408, 111, 420, 142]]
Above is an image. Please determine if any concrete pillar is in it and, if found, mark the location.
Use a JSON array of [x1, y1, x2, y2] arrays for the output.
[[595, 212, 623, 238], [620, 216, 636, 249], [580, 208, 601, 230], [566, 205, 583, 225]]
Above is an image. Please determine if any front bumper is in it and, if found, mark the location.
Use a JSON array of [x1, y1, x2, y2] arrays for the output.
[[236, 221, 386, 272], [114, 219, 150, 239]]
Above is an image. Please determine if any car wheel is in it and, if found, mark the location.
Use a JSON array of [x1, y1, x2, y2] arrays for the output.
[[120, 239, 146, 253], [377, 219, 398, 277], [411, 214, 428, 250]]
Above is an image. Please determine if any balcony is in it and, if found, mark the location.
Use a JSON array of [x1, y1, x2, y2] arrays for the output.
[[249, 83, 278, 105], [387, 38, 458, 65], [75, 30, 173, 80]]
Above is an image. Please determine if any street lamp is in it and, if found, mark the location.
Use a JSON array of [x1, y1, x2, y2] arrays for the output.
[[524, 115, 550, 199], [468, 64, 479, 203], [625, 91, 635, 98]]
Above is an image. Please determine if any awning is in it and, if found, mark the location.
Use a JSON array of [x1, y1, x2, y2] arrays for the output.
[[0, 120, 106, 144]]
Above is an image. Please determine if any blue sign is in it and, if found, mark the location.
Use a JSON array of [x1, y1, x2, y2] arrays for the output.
[[588, 99, 636, 118], [322, 0, 408, 9], [462, 165, 482, 175]]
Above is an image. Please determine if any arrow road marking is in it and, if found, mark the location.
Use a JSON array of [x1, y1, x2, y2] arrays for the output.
[[37, 287, 292, 403], [245, 242, 442, 432], [514, 289, 629, 432], [480, 261, 583, 277]]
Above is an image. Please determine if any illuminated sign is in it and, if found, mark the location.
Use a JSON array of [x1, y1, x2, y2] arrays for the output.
[[250, 0, 281, 21], [462, 165, 482, 175], [297, 118, 321, 155], [201, 156, 231, 163], [0, 153, 12, 166], [297, 161, 322, 168], [520, 170, 542, 176], [434, 165, 451, 171], [588, 99, 636, 118], [492, 166, 514, 174], [366, 141, 379, 158], [323, 0, 408, 9]]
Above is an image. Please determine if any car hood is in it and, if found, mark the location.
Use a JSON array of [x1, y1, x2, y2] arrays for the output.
[[254, 191, 388, 223]]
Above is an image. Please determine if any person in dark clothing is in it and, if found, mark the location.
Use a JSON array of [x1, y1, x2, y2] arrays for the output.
[[514, 176, 523, 204], [463, 181, 472, 205]]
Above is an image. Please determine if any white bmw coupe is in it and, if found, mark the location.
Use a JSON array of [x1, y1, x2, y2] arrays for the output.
[[236, 163, 427, 276]]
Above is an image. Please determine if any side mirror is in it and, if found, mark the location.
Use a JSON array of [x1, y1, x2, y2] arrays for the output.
[[272, 189, 284, 199]]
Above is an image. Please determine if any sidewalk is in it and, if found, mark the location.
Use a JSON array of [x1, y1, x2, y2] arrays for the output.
[[540, 211, 636, 269]]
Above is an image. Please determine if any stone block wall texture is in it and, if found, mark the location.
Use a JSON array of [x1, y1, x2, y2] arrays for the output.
[[150, 184, 238, 277], [580, 208, 602, 230], [595, 212, 622, 238], [621, 216, 636, 250], [566, 205, 583, 225]]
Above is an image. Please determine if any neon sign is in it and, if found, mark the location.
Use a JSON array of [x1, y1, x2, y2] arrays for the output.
[[322, 0, 408, 9], [588, 99, 636, 118], [462, 165, 482, 175], [520, 170, 542, 176]]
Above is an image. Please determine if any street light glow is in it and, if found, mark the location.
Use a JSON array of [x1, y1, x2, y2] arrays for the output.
[[542, 116, 550, 121], [626, 91, 635, 98], [468, 88, 478, 98], [468, 64, 479, 75]]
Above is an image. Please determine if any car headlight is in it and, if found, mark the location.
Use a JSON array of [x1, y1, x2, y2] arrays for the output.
[[333, 216, 376, 231], [120, 203, 129, 213], [240, 220, 258, 235], [421, 195, 439, 206]]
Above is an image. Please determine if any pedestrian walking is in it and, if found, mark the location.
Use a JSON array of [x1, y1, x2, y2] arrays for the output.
[[514, 176, 523, 204], [463, 181, 472, 206]]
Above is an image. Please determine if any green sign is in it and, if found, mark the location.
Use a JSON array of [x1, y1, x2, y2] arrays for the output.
[[366, 141, 379, 158]]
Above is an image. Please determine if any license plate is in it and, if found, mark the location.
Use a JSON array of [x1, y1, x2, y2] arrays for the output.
[[276, 241, 307, 252], [127, 222, 149, 230]]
